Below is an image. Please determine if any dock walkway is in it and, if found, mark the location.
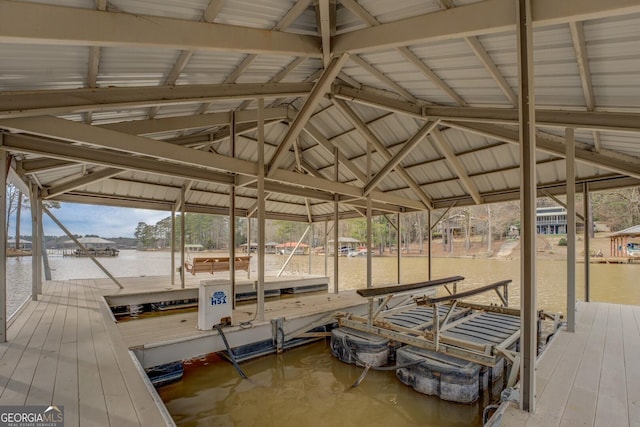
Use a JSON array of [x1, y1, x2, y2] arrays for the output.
[[0, 279, 169, 427], [501, 302, 640, 426], [3, 277, 637, 427], [0, 275, 363, 427]]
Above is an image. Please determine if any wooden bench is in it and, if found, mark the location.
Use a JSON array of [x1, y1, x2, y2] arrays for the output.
[[184, 256, 251, 275]]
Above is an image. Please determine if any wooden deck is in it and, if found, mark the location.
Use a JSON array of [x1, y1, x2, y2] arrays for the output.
[[501, 302, 640, 426], [0, 278, 170, 427], [0, 274, 360, 427], [5, 276, 637, 427]]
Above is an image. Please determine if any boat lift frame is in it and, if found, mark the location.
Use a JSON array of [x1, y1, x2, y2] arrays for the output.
[[337, 278, 520, 368]]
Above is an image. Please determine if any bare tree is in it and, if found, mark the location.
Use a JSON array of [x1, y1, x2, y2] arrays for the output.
[[5, 184, 19, 237], [15, 190, 23, 249]]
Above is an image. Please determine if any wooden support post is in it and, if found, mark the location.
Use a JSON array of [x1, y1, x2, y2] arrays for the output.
[[308, 222, 313, 275], [583, 182, 591, 302], [257, 98, 266, 321], [170, 206, 175, 286], [180, 187, 186, 289], [397, 212, 401, 284], [427, 210, 432, 281], [247, 217, 251, 280], [366, 138, 372, 290], [0, 147, 7, 342], [30, 183, 39, 301], [39, 218, 51, 281], [229, 111, 236, 308], [517, 0, 537, 412], [35, 196, 43, 294], [324, 219, 328, 277], [333, 147, 339, 294], [566, 128, 576, 332], [433, 302, 440, 351]]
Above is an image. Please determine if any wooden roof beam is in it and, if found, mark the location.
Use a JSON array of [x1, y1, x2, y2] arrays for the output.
[[430, 127, 482, 204], [0, 1, 321, 57], [267, 53, 348, 174], [332, 97, 434, 209], [332, 0, 640, 54]]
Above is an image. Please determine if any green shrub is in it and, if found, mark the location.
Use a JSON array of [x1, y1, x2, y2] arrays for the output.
[[558, 237, 568, 246]]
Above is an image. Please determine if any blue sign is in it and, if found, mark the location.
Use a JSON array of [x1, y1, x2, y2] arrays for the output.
[[211, 290, 227, 306]]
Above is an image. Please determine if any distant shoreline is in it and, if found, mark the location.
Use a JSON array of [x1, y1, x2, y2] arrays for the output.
[[7, 233, 626, 262], [7, 248, 31, 257]]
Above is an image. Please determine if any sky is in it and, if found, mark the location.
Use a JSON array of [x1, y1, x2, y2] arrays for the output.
[[7, 202, 170, 238]]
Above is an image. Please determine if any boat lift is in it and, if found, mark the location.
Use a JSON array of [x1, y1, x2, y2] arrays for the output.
[[336, 276, 532, 387]]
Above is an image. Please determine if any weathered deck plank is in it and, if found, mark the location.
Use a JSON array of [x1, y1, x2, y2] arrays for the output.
[[76, 280, 111, 427], [0, 279, 170, 427], [25, 282, 67, 407], [622, 305, 640, 427], [89, 285, 144, 426], [0, 282, 62, 406], [524, 301, 595, 426], [0, 294, 50, 396], [558, 302, 607, 427], [501, 302, 638, 427], [594, 304, 629, 426], [54, 281, 79, 427]]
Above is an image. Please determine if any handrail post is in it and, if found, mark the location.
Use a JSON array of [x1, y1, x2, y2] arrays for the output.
[[433, 302, 440, 351]]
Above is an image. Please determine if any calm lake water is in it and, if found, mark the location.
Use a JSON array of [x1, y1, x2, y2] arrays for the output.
[[6, 251, 639, 426]]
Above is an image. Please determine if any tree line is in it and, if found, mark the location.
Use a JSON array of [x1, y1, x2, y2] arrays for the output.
[[6, 183, 639, 251], [131, 188, 640, 252]]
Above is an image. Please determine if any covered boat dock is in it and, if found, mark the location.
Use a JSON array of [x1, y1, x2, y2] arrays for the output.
[[1, 0, 640, 424]]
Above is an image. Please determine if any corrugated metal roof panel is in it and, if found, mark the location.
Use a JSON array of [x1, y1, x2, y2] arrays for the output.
[[25, 0, 93, 8], [1, 1, 639, 220], [0, 44, 87, 90], [532, 25, 585, 108], [366, 113, 422, 146], [109, 0, 208, 20], [280, 58, 322, 82], [336, 3, 368, 34], [177, 51, 248, 85], [341, 56, 399, 93], [98, 47, 180, 87], [311, 106, 363, 141], [356, 0, 440, 23], [28, 164, 88, 187], [286, 7, 318, 35], [597, 132, 640, 158], [237, 55, 297, 84], [89, 109, 150, 125], [584, 14, 640, 110], [408, 38, 507, 107], [215, 0, 298, 29]]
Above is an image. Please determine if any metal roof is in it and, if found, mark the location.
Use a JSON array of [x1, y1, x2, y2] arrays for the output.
[[1, 0, 640, 222], [609, 225, 640, 237]]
